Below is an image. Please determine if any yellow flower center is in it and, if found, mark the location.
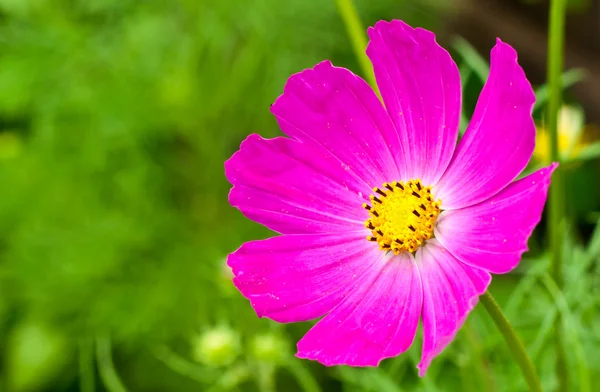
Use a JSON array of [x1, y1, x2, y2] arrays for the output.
[[363, 179, 441, 255]]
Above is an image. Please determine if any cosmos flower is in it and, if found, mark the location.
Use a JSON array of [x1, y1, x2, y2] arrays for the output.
[[225, 20, 556, 375]]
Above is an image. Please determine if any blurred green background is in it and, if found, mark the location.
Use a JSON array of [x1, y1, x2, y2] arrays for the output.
[[0, 0, 599, 391]]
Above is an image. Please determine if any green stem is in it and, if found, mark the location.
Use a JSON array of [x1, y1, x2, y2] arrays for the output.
[[463, 322, 496, 392], [79, 337, 96, 392], [334, 0, 378, 93], [96, 335, 129, 392], [257, 363, 276, 392], [152, 345, 215, 383], [540, 273, 590, 392], [547, 0, 568, 390], [480, 292, 542, 392], [284, 360, 322, 392]]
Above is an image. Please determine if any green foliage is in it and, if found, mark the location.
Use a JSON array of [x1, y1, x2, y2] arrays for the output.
[[0, 0, 598, 391]]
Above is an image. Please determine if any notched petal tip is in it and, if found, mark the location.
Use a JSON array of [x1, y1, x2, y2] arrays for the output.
[[434, 35, 536, 209], [223, 133, 265, 206], [416, 294, 482, 377], [226, 242, 250, 276], [368, 19, 436, 41], [270, 59, 342, 120], [416, 241, 490, 376], [224, 133, 264, 177], [366, 19, 442, 59], [546, 161, 560, 173], [435, 163, 557, 274], [271, 60, 340, 104], [490, 38, 535, 104], [225, 130, 369, 234], [268, 50, 401, 188], [366, 19, 461, 184], [295, 350, 383, 368], [228, 233, 377, 324], [492, 37, 513, 55], [295, 253, 422, 369]]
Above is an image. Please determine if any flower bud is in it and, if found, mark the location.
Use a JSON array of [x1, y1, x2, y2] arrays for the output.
[[191, 327, 241, 367], [249, 333, 288, 363]]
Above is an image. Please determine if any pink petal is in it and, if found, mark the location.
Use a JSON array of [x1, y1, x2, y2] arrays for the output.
[[227, 231, 380, 323], [270, 60, 400, 188], [225, 134, 367, 234], [416, 240, 491, 376], [366, 20, 461, 185], [435, 163, 557, 274], [434, 39, 536, 209], [296, 252, 422, 366]]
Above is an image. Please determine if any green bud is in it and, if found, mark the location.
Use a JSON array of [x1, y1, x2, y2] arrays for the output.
[[7, 321, 72, 392], [250, 333, 289, 363], [191, 327, 240, 367]]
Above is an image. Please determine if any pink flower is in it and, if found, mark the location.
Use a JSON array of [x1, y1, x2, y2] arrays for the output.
[[225, 20, 556, 375]]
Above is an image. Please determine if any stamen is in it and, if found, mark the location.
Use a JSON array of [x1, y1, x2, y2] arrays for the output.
[[375, 188, 387, 197], [362, 179, 442, 255]]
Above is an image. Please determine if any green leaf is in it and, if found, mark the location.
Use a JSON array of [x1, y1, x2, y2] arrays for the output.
[[451, 36, 489, 83], [540, 274, 590, 392], [585, 218, 600, 261], [566, 140, 600, 164], [458, 62, 472, 136]]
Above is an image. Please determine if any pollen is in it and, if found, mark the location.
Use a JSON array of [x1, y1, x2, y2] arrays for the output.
[[363, 179, 441, 255]]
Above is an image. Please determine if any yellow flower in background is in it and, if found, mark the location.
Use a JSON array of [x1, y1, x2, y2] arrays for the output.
[[534, 105, 589, 162]]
